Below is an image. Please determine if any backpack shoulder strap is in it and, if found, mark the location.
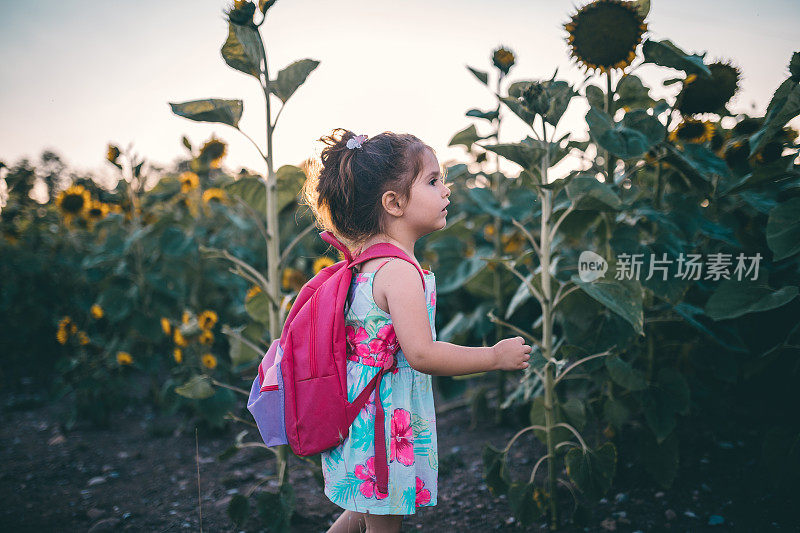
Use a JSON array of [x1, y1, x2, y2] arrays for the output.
[[348, 243, 427, 291]]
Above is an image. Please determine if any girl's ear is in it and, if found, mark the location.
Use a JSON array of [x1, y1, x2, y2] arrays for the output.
[[381, 190, 405, 217]]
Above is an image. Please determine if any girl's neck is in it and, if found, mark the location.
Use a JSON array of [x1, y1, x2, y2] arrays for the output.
[[357, 233, 418, 267]]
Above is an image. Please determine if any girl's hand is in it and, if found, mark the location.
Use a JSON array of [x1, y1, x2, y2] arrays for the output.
[[492, 336, 532, 371]]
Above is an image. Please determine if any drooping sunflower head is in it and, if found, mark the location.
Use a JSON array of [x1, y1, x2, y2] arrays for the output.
[[312, 256, 336, 275], [198, 310, 218, 330], [225, 0, 256, 26], [199, 137, 227, 169], [676, 61, 741, 116], [492, 46, 516, 75], [669, 118, 715, 144], [564, 0, 648, 74], [202, 188, 227, 204], [56, 185, 91, 217], [180, 171, 200, 193]]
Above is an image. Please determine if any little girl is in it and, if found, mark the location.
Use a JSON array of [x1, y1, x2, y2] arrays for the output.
[[301, 128, 531, 533]]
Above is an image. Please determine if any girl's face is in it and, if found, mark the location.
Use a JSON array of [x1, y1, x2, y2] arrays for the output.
[[403, 149, 451, 236]]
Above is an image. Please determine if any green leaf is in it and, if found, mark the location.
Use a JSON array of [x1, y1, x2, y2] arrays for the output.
[[175, 375, 215, 400], [227, 494, 250, 527], [749, 79, 800, 156], [641, 431, 679, 488], [565, 442, 617, 500], [767, 197, 800, 260], [641, 39, 711, 77], [270, 59, 320, 103], [508, 482, 543, 525], [448, 124, 480, 149], [221, 23, 260, 78], [482, 444, 510, 496], [616, 74, 656, 110], [436, 255, 487, 294], [565, 175, 622, 211], [246, 289, 271, 324], [585, 107, 661, 159], [170, 98, 243, 128], [225, 176, 266, 216], [657, 368, 690, 416], [705, 279, 799, 320], [605, 354, 647, 391], [603, 398, 630, 429], [255, 483, 294, 533], [231, 22, 265, 78], [466, 108, 499, 122], [571, 275, 644, 335], [467, 65, 488, 85], [276, 164, 307, 213]]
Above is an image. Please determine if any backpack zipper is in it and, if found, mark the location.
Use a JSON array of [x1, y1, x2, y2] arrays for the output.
[[310, 292, 318, 378]]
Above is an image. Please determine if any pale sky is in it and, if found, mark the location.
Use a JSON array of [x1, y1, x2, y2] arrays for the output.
[[1, 0, 798, 198]]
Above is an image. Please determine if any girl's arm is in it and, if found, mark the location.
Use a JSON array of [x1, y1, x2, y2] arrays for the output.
[[377, 260, 528, 376]]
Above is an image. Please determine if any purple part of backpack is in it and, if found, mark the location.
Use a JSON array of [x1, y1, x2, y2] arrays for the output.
[[246, 230, 427, 495]]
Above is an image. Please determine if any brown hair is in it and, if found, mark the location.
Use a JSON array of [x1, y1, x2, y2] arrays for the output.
[[301, 128, 433, 251]]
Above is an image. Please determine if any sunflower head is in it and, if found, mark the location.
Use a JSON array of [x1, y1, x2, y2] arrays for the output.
[[492, 46, 516, 75], [198, 310, 218, 330], [312, 256, 336, 275], [202, 188, 227, 204], [106, 144, 121, 165], [56, 185, 91, 217], [173, 348, 183, 364], [199, 330, 215, 345], [174, 329, 188, 347], [669, 118, 715, 144], [676, 61, 741, 115], [226, 0, 256, 26], [565, 0, 647, 74], [521, 82, 551, 116], [202, 353, 218, 369], [732, 117, 763, 136], [180, 172, 200, 193], [199, 137, 228, 169], [282, 268, 307, 291], [755, 141, 783, 165], [723, 139, 751, 168], [160, 317, 172, 335], [77, 331, 90, 345], [86, 200, 110, 223], [116, 351, 133, 366], [90, 304, 104, 320]]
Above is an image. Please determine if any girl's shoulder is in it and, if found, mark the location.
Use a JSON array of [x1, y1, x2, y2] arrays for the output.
[[356, 257, 434, 314]]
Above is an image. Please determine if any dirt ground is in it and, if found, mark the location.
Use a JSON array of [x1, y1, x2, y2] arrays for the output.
[[0, 384, 794, 532]]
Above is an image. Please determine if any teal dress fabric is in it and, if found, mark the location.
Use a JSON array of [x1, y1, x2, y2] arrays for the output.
[[321, 260, 439, 515]]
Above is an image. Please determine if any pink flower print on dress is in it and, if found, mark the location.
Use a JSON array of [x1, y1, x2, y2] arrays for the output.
[[430, 290, 436, 309], [369, 324, 398, 360], [346, 325, 376, 365], [415, 476, 431, 507], [390, 408, 414, 466], [353, 456, 389, 500]]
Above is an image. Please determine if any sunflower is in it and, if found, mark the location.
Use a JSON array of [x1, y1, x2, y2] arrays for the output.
[[85, 200, 110, 223], [116, 351, 133, 365], [179, 172, 200, 193], [676, 61, 741, 115], [198, 310, 218, 330], [564, 0, 647, 74], [55, 185, 91, 219], [282, 268, 306, 291], [755, 141, 783, 164], [174, 329, 188, 347], [77, 331, 90, 345], [723, 139, 751, 167], [106, 144, 121, 164], [202, 188, 226, 204], [710, 129, 728, 155], [501, 233, 525, 254], [312, 256, 336, 274], [226, 0, 255, 26], [199, 330, 215, 345], [669, 118, 715, 144], [492, 46, 516, 75], [732, 117, 762, 136], [201, 353, 218, 369], [246, 285, 262, 300], [173, 348, 183, 363], [483, 223, 496, 241], [182, 310, 192, 325], [160, 317, 171, 335], [56, 317, 72, 345], [90, 304, 104, 319], [199, 137, 227, 169]]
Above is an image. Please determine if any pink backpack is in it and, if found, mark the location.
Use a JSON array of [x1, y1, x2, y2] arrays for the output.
[[246, 230, 427, 494]]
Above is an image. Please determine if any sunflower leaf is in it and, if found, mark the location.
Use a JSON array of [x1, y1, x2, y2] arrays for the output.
[[169, 99, 243, 129], [642, 39, 711, 77], [467, 66, 488, 85], [270, 59, 320, 104]]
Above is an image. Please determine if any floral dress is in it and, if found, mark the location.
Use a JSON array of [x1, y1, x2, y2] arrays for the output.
[[321, 258, 439, 515]]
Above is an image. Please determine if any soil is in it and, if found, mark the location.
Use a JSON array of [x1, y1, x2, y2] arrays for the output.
[[0, 384, 794, 532]]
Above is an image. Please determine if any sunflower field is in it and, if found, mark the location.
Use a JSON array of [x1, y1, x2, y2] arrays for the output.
[[1, 0, 799, 530]]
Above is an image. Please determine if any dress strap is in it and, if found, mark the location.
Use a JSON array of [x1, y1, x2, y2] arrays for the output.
[[374, 258, 395, 272]]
